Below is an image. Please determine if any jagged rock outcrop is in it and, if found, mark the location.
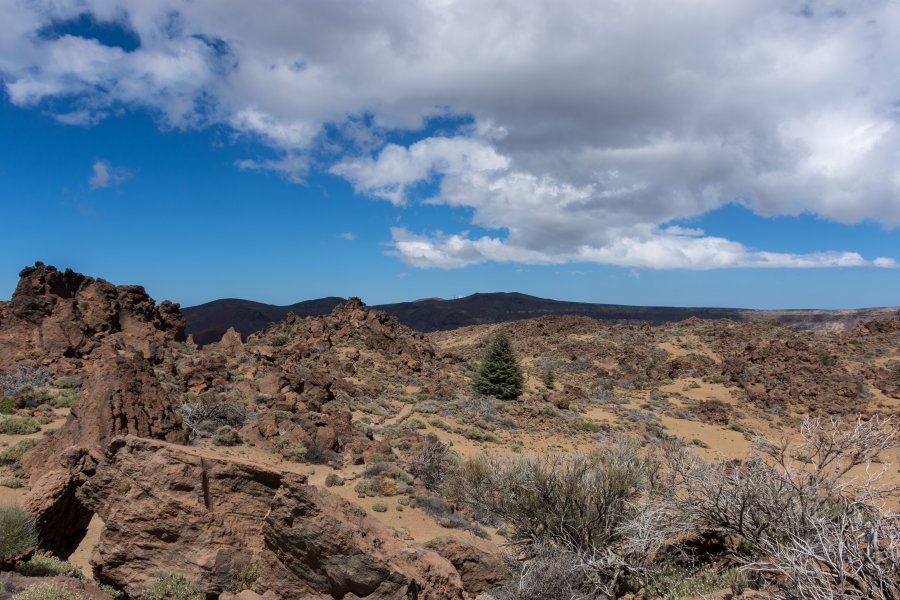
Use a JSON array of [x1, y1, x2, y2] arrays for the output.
[[0, 262, 184, 369], [22, 350, 188, 475], [76, 436, 464, 599]]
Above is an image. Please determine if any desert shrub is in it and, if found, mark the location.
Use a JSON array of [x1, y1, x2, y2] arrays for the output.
[[0, 416, 41, 435], [178, 392, 248, 437], [20, 553, 85, 579], [414, 494, 489, 538], [671, 415, 899, 600], [52, 390, 79, 408], [98, 585, 123, 600], [211, 426, 242, 446], [371, 502, 388, 512], [449, 438, 663, 553], [645, 566, 741, 599], [490, 544, 591, 600], [353, 479, 375, 497], [142, 573, 203, 600], [268, 334, 290, 347], [473, 330, 524, 401], [408, 434, 456, 492], [0, 476, 24, 488], [368, 452, 395, 463], [229, 560, 259, 592], [0, 396, 16, 414], [283, 445, 308, 462], [0, 504, 38, 559], [12, 586, 87, 600], [0, 437, 40, 464]]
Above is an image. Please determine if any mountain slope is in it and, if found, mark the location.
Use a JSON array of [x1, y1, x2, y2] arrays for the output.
[[183, 292, 899, 345]]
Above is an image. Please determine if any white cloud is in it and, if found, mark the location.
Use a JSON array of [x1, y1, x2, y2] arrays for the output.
[[1, 0, 898, 269], [337, 232, 357, 241], [89, 160, 131, 189]]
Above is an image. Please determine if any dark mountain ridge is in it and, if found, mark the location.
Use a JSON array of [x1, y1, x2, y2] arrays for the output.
[[183, 291, 899, 346]]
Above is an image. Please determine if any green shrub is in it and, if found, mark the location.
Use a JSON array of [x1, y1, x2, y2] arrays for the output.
[[274, 410, 293, 423], [12, 585, 87, 600], [371, 502, 388, 512], [0, 504, 38, 559], [353, 479, 375, 497], [98, 585, 123, 600], [229, 560, 259, 592], [268, 334, 289, 347], [0, 438, 40, 464], [397, 495, 410, 506], [142, 573, 203, 600], [53, 391, 79, 408], [579, 420, 601, 433], [691, 438, 710, 449], [211, 426, 242, 446], [284, 445, 307, 462], [646, 566, 737, 599], [21, 553, 85, 579], [369, 452, 396, 463], [0, 397, 16, 414], [0, 476, 23, 488], [3, 416, 40, 434], [0, 416, 41, 435]]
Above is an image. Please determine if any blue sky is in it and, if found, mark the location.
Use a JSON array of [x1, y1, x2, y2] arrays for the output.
[[0, 2, 898, 309]]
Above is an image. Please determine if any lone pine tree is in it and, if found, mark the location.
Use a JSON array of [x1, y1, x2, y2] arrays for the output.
[[473, 330, 524, 400]]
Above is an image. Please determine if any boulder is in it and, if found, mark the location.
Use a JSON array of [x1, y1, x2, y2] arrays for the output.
[[423, 536, 510, 594], [75, 436, 464, 599]]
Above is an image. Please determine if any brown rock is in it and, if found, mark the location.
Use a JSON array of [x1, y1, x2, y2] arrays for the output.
[[424, 536, 510, 594], [21, 469, 93, 558], [22, 351, 188, 475], [76, 436, 463, 599], [0, 262, 184, 369], [261, 484, 464, 599]]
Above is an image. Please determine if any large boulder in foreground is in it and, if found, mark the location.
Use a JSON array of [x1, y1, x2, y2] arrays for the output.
[[76, 436, 464, 599]]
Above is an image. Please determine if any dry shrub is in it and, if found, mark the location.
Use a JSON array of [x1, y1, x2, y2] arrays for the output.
[[671, 415, 899, 600], [408, 433, 456, 492]]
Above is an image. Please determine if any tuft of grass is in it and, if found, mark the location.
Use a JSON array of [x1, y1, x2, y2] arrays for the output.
[[11, 585, 87, 600], [21, 553, 85, 579], [211, 426, 242, 446], [283, 445, 308, 462], [579, 420, 601, 433], [0, 416, 41, 435], [646, 567, 741, 600], [0, 438, 40, 464], [0, 475, 24, 488], [691, 438, 710, 449], [0, 396, 16, 414], [0, 503, 38, 559], [229, 560, 259, 592], [141, 573, 204, 600]]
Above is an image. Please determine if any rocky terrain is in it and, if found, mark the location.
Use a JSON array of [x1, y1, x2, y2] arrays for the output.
[[0, 263, 897, 600]]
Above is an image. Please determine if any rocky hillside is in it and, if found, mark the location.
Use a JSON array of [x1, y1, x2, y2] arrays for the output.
[[0, 263, 897, 600]]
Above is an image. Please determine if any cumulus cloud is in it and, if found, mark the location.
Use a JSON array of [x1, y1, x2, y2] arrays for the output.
[[337, 232, 357, 241], [2, 0, 898, 268], [89, 160, 131, 189]]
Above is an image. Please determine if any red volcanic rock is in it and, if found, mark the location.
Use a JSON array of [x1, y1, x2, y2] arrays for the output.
[[21, 350, 188, 475], [73, 437, 463, 599], [0, 262, 184, 369], [423, 536, 510, 594]]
